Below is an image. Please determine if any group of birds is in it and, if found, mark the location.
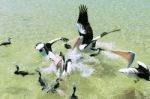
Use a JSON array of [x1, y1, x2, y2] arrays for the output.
[[35, 5, 150, 82], [0, 4, 149, 99]]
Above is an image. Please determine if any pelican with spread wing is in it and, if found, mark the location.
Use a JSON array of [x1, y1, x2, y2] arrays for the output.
[[73, 5, 121, 57], [72, 5, 135, 67], [35, 37, 69, 66], [74, 5, 98, 56]]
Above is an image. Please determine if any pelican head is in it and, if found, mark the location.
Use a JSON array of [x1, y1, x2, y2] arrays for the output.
[[35, 42, 49, 57], [35, 42, 44, 52]]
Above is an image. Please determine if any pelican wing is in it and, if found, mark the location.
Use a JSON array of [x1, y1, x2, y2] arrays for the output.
[[119, 68, 139, 75], [77, 5, 93, 44], [137, 61, 149, 73]]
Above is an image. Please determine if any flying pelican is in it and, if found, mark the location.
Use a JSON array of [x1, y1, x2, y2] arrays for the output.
[[73, 5, 121, 56], [0, 37, 12, 46], [14, 65, 34, 76], [70, 86, 78, 99], [119, 61, 150, 83], [70, 4, 135, 68]]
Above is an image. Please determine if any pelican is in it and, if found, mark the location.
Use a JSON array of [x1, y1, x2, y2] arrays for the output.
[[0, 37, 12, 46], [14, 65, 34, 76], [60, 59, 72, 77], [119, 61, 150, 82], [57, 53, 72, 78], [70, 86, 78, 99], [73, 5, 120, 56], [35, 37, 69, 75]]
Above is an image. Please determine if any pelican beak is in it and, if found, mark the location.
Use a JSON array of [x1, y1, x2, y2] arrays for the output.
[[110, 50, 135, 68], [72, 36, 83, 50]]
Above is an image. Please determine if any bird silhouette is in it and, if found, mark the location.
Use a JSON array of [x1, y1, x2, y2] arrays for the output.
[[36, 70, 48, 90], [14, 65, 34, 76], [0, 37, 12, 46], [70, 86, 78, 99]]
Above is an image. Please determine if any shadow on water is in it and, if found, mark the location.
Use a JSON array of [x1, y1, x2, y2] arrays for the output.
[[115, 88, 145, 99], [94, 61, 116, 77], [4, 86, 31, 95]]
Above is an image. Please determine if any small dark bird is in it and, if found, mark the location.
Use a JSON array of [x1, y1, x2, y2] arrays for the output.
[[36, 70, 48, 90], [0, 37, 12, 46], [14, 65, 34, 76], [70, 86, 78, 99], [47, 78, 60, 93]]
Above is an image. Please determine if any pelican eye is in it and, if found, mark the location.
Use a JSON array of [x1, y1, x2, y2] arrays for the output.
[[39, 49, 43, 52]]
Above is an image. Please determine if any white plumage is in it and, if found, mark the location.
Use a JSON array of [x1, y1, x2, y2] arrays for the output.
[[118, 68, 139, 75], [137, 61, 148, 70], [35, 43, 44, 50], [76, 23, 86, 34]]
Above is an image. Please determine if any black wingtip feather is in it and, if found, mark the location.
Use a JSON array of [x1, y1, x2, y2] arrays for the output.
[[78, 4, 88, 24]]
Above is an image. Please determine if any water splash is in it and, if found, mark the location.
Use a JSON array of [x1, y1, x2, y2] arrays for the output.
[[96, 41, 115, 49], [42, 48, 99, 77], [57, 89, 65, 96], [66, 48, 98, 77], [41, 41, 119, 78], [41, 64, 56, 74], [66, 48, 83, 63], [96, 41, 120, 59], [74, 63, 94, 77]]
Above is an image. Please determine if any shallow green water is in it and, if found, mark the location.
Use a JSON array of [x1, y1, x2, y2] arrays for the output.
[[0, 0, 150, 99]]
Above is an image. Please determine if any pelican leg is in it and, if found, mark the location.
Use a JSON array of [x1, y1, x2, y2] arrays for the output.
[[90, 48, 104, 57]]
